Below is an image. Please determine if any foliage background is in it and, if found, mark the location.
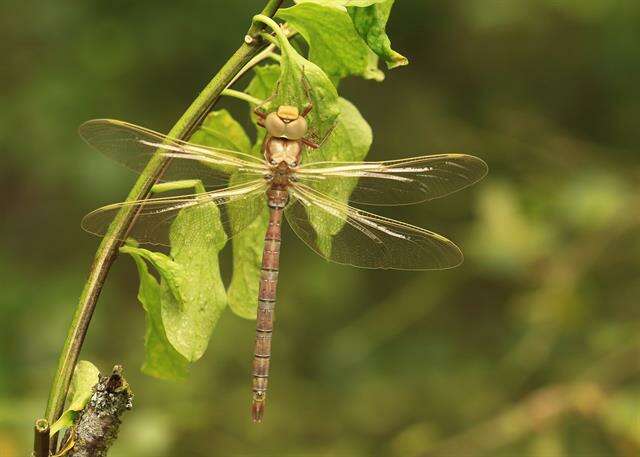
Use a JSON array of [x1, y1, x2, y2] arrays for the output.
[[1, 0, 638, 455]]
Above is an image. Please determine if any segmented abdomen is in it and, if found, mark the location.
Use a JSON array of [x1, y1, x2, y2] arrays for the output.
[[251, 188, 287, 422]]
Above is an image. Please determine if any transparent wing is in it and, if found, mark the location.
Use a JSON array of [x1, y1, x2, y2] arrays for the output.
[[82, 180, 268, 247], [286, 183, 463, 270], [79, 119, 269, 187], [295, 154, 488, 205]]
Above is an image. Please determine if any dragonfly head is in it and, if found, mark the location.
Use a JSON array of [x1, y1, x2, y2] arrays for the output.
[[265, 105, 308, 140], [277, 105, 299, 120]]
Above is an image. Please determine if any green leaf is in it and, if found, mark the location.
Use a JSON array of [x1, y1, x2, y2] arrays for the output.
[[268, 23, 340, 137], [189, 106, 270, 320], [160, 197, 228, 361], [50, 361, 100, 434], [348, 0, 409, 69], [188, 109, 253, 177], [119, 246, 186, 305], [311, 97, 373, 164], [247, 65, 281, 97], [121, 184, 228, 362], [600, 389, 640, 446], [227, 187, 269, 319], [278, 3, 384, 83], [190, 109, 252, 154], [121, 244, 189, 380], [246, 64, 282, 131], [305, 97, 373, 255], [290, 0, 406, 72]]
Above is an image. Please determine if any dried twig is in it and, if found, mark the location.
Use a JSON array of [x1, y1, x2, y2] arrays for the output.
[[64, 366, 133, 457]]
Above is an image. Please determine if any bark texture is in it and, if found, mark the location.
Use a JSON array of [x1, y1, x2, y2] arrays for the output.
[[67, 366, 133, 457]]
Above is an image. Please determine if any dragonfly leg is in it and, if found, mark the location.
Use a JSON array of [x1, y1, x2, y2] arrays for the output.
[[301, 72, 314, 117], [301, 137, 319, 149], [301, 102, 313, 118], [254, 106, 267, 120], [302, 121, 336, 150], [253, 84, 280, 121]]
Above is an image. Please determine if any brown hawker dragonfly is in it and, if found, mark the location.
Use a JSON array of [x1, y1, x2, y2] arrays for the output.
[[79, 101, 487, 422]]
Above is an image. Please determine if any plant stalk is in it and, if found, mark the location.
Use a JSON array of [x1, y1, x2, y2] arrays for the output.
[[222, 88, 264, 106], [43, 0, 284, 450], [33, 419, 50, 457]]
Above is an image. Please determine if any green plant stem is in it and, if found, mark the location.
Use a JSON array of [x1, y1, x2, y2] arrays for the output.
[[259, 32, 281, 46], [226, 26, 295, 88], [222, 88, 264, 105], [43, 0, 284, 448], [151, 179, 206, 194], [254, 14, 289, 44], [33, 419, 50, 457]]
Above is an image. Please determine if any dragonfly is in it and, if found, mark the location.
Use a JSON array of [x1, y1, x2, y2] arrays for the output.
[[79, 98, 488, 423]]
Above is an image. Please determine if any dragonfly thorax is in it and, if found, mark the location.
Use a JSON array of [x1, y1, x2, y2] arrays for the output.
[[265, 136, 301, 168], [267, 161, 293, 188]]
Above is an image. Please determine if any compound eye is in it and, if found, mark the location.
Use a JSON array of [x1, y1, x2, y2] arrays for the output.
[[284, 116, 308, 140], [264, 112, 285, 137]]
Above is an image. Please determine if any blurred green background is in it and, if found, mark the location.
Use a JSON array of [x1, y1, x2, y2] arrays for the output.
[[1, 1, 639, 455]]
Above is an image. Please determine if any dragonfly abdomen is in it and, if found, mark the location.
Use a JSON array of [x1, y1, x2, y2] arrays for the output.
[[251, 188, 288, 422]]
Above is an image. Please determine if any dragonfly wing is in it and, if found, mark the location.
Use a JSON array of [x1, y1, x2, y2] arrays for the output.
[[295, 154, 488, 205], [82, 180, 268, 247], [285, 184, 463, 270], [79, 119, 269, 187]]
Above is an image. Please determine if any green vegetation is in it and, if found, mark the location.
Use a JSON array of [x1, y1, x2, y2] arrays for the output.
[[1, 0, 638, 455]]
